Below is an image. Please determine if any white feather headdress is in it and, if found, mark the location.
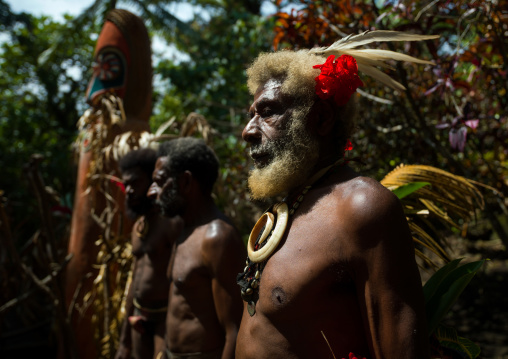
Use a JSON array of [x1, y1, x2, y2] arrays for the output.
[[308, 30, 440, 91]]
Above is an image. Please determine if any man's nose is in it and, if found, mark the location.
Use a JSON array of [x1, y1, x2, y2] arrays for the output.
[[242, 116, 261, 143], [146, 182, 158, 199]]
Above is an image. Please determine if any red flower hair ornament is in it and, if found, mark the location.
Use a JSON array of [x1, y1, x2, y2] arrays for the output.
[[342, 352, 366, 359], [313, 54, 363, 106]]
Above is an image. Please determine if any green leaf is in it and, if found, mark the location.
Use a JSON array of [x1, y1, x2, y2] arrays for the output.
[[432, 260, 485, 302], [391, 182, 430, 199], [427, 272, 475, 335], [435, 325, 481, 359], [423, 258, 463, 304], [456, 337, 482, 359], [425, 260, 485, 335], [430, 22, 457, 32]]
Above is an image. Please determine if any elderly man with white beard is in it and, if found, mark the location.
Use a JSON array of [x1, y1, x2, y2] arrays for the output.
[[235, 48, 431, 359]]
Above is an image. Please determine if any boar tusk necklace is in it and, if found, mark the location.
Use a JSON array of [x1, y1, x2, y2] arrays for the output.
[[237, 159, 344, 316]]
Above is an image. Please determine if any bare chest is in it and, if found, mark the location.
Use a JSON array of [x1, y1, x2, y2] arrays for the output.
[[254, 209, 354, 319], [132, 218, 173, 256], [169, 231, 208, 291]]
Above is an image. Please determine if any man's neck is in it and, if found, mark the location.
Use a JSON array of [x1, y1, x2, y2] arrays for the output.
[[181, 195, 216, 228], [144, 206, 161, 221], [286, 157, 345, 201]]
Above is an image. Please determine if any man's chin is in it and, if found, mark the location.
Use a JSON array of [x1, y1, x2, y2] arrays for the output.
[[156, 201, 181, 218], [126, 199, 154, 219], [247, 163, 308, 201], [248, 148, 319, 201], [160, 208, 178, 218], [125, 206, 144, 219], [248, 171, 285, 201]]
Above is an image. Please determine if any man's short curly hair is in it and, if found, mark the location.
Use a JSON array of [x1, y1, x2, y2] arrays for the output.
[[119, 148, 157, 179], [247, 50, 358, 153], [157, 138, 219, 195]]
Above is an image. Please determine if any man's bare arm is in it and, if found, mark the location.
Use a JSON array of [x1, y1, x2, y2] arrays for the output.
[[348, 184, 429, 359], [202, 220, 245, 359]]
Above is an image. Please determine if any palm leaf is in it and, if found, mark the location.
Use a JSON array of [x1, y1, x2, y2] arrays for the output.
[[382, 164, 484, 222], [381, 164, 484, 267], [349, 49, 436, 65], [408, 222, 451, 264], [180, 112, 213, 142]]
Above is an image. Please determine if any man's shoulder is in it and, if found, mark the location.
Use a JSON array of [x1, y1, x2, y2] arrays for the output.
[[199, 216, 245, 268], [327, 175, 410, 249], [203, 217, 238, 239], [199, 214, 242, 249], [326, 175, 405, 230], [332, 175, 399, 213]]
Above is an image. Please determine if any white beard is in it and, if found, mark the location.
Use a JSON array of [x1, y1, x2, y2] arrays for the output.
[[247, 112, 319, 201]]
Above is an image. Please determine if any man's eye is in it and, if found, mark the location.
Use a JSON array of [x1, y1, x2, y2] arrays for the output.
[[261, 107, 273, 116]]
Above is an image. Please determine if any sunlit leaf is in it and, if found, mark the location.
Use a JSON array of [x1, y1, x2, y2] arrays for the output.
[[391, 181, 430, 199]]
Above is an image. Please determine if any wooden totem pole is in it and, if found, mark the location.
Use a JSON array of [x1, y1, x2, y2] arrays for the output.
[[65, 9, 152, 358]]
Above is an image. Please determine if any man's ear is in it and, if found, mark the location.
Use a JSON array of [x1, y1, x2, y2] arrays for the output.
[[179, 170, 193, 194], [310, 99, 336, 136]]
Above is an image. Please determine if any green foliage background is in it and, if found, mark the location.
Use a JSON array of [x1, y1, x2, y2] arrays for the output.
[[0, 8, 96, 240]]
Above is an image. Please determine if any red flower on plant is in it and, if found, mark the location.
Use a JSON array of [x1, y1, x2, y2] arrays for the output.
[[342, 352, 366, 359], [313, 55, 363, 106], [344, 139, 353, 152]]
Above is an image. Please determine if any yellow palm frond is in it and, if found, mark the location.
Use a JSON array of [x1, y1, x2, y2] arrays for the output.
[[381, 164, 484, 268], [382, 164, 484, 221]]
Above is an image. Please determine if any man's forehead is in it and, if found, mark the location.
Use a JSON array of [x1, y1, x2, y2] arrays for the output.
[[122, 168, 141, 179], [263, 78, 283, 91], [155, 156, 170, 169], [255, 78, 283, 99]]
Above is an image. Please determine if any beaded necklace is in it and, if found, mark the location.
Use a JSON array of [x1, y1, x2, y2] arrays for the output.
[[236, 159, 344, 316]]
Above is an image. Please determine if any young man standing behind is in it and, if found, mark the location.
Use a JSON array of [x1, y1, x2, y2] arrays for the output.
[[116, 148, 182, 359], [148, 138, 245, 359]]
